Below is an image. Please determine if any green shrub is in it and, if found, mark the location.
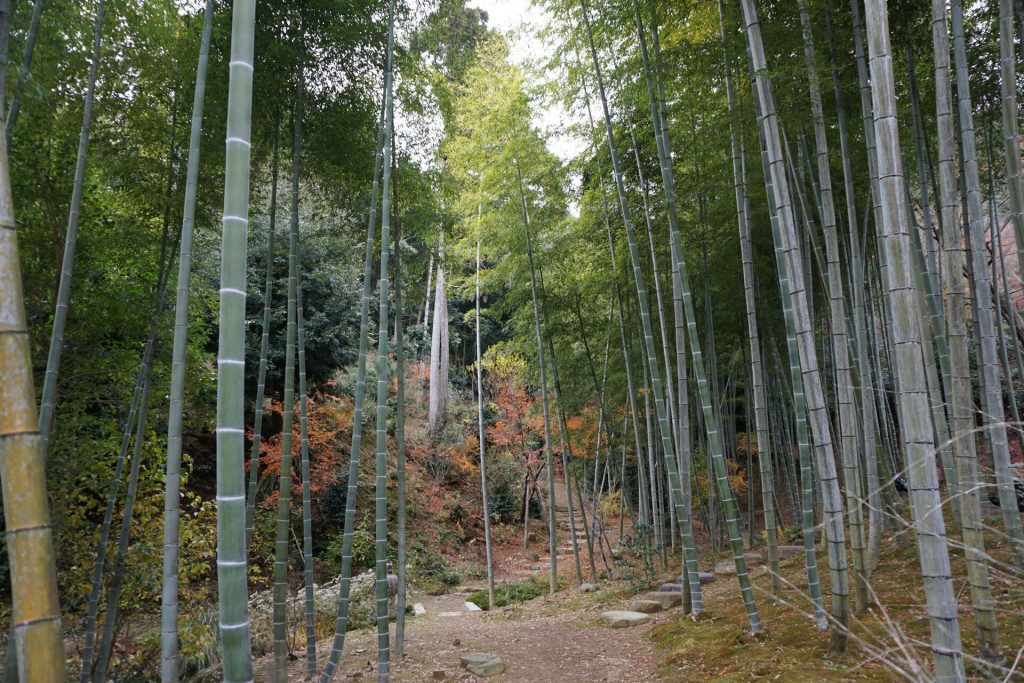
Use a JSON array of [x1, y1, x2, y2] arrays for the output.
[[467, 575, 551, 610]]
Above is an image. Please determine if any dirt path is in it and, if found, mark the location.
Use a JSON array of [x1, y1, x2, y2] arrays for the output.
[[290, 584, 669, 682]]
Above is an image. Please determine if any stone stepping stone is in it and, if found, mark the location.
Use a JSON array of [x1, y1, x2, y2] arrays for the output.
[[714, 560, 738, 575], [681, 572, 716, 585], [579, 582, 598, 593], [413, 603, 426, 616], [629, 599, 663, 614], [777, 544, 805, 559], [464, 601, 482, 612], [643, 591, 682, 609], [601, 610, 652, 628], [659, 583, 682, 593], [438, 611, 464, 617], [460, 653, 505, 677]]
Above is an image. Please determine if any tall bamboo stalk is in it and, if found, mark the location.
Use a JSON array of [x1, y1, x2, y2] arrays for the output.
[[739, 0, 848, 648], [795, 0, 867, 610], [215, 0, 257, 676], [5, 0, 44, 143], [475, 214, 495, 608], [0, 72, 65, 683], [245, 121, 281, 550], [864, 1, 965, 678], [319, 69, 388, 683], [515, 158, 558, 594], [373, 3, 396, 676], [718, 0, 780, 592], [272, 81, 303, 683], [951, 0, 1024, 570], [999, 0, 1024, 275], [298, 250, 316, 679], [161, 3, 214, 677], [583, 0, 760, 631], [37, 0, 107, 458]]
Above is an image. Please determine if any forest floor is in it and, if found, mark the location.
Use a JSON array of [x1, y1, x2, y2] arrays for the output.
[[270, 506, 1024, 683]]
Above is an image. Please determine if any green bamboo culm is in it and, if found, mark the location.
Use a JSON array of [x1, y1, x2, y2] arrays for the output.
[[584, 0, 761, 629], [739, 0, 848, 649], [864, 0, 965, 678], [795, 0, 866, 610], [475, 206, 495, 608], [999, 0, 1024, 277], [37, 0, 107, 459], [515, 158, 558, 594], [373, 0, 397, 676], [5, 0, 44, 144], [0, 65, 66, 682], [394, 174, 410, 655], [717, 0, 780, 593], [950, 0, 1024, 571], [318, 64, 388, 683], [298, 247, 316, 678], [272, 80, 304, 683], [245, 120, 282, 551], [161, 2, 215, 678], [215, 0, 257, 677], [633, 2, 703, 610]]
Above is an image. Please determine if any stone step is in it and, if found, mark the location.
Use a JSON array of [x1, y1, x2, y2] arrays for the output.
[[601, 610, 651, 628]]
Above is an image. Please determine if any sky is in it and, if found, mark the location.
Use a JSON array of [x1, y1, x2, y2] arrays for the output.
[[466, 0, 586, 163]]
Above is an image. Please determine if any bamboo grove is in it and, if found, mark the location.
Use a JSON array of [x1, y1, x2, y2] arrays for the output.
[[0, 0, 1023, 681]]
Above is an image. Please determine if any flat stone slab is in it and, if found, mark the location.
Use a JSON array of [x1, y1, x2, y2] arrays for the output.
[[714, 560, 738, 575], [438, 611, 463, 617], [777, 544, 805, 559], [579, 582, 598, 593], [413, 603, 426, 616], [659, 582, 682, 592], [744, 551, 763, 564], [460, 653, 505, 677], [601, 610, 652, 628], [644, 591, 683, 609], [464, 601, 482, 612], [629, 599, 663, 614], [679, 572, 716, 585]]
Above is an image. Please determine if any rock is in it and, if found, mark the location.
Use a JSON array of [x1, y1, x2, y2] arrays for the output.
[[452, 638, 461, 647], [433, 671, 447, 680], [460, 653, 505, 677], [526, 532, 537, 542], [629, 599, 663, 614], [601, 610, 652, 628], [644, 591, 682, 609], [744, 551, 763, 564], [659, 583, 682, 592], [579, 582, 598, 593], [679, 573, 720, 589], [776, 544, 804, 560], [610, 548, 623, 559], [609, 568, 624, 580], [714, 560, 737, 575], [528, 552, 540, 561]]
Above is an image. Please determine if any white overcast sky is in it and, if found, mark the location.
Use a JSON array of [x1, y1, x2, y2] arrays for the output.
[[466, 0, 585, 163]]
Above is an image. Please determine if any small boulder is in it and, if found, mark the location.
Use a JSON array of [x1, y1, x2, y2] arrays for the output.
[[460, 653, 505, 677], [528, 552, 540, 562], [629, 599, 663, 614], [579, 582, 598, 593], [659, 583, 682, 593], [526, 532, 537, 542], [452, 639, 461, 647], [743, 551, 764, 564], [714, 560, 737, 575], [600, 610, 652, 628], [679, 573, 716, 585], [776, 545, 804, 560], [644, 591, 682, 609], [609, 568, 624, 580]]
